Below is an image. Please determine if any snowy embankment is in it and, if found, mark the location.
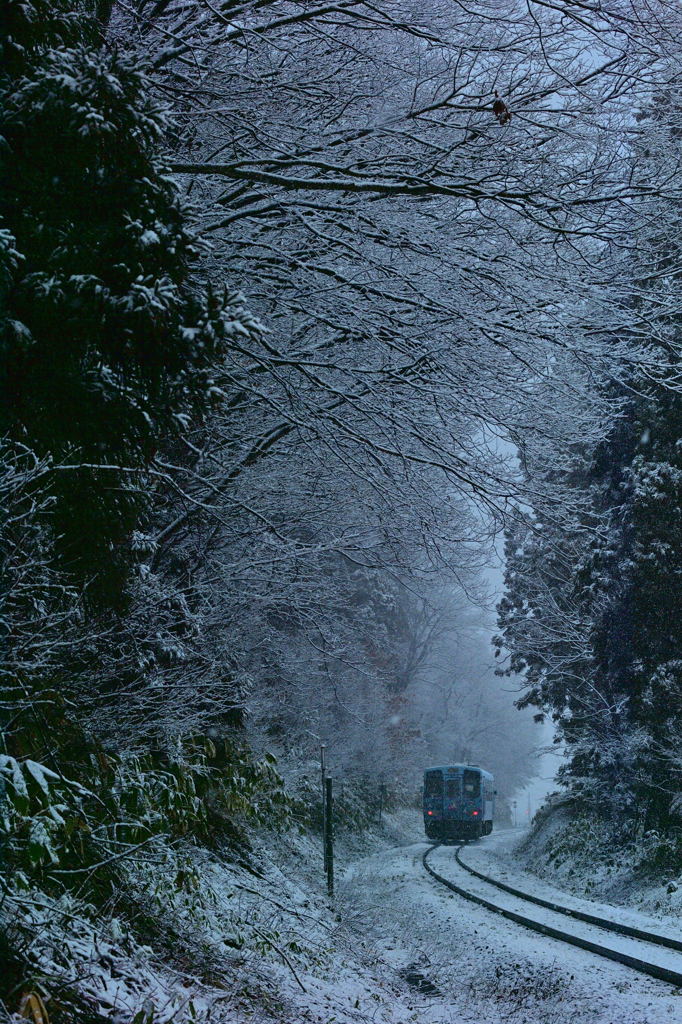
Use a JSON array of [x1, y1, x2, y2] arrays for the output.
[[1, 811, 429, 1024], [514, 805, 682, 922], [3, 819, 418, 1024], [7, 815, 682, 1023], [340, 828, 681, 1024]]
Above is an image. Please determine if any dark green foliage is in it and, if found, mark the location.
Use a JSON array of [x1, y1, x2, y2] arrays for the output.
[[294, 771, 400, 835], [1, 728, 292, 895], [0, 0, 90, 79], [0, 0, 356, 1015], [499, 379, 682, 831], [0, 15, 236, 602], [580, 388, 682, 825]]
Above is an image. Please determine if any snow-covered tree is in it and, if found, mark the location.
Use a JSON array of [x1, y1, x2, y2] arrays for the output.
[[1, 2, 263, 603], [497, 58, 682, 831]]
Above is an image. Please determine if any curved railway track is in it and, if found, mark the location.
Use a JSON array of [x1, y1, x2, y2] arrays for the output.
[[422, 843, 682, 988]]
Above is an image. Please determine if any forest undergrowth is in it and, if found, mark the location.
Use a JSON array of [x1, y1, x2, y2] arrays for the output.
[[516, 798, 682, 920], [0, 754, 419, 1024]]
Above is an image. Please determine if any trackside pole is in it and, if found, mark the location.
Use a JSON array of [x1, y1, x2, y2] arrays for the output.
[[320, 744, 327, 871], [325, 776, 334, 897]]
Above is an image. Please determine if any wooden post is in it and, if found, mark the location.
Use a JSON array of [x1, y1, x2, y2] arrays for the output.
[[0, 774, 5, 869], [320, 744, 327, 870], [324, 776, 334, 897], [378, 779, 386, 824]]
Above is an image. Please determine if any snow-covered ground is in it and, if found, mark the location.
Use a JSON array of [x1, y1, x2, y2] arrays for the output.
[[337, 824, 682, 1024], [516, 807, 682, 923], [10, 817, 681, 1023], [460, 829, 682, 939]]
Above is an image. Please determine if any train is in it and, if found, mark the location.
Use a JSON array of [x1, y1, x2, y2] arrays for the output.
[[423, 763, 495, 842]]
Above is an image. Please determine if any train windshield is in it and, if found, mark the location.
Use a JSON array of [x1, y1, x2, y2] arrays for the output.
[[463, 769, 481, 798], [424, 771, 443, 797], [446, 779, 459, 799]]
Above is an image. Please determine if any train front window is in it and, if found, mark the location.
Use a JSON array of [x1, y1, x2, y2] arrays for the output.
[[463, 770, 480, 798], [424, 771, 443, 797], [446, 779, 459, 799]]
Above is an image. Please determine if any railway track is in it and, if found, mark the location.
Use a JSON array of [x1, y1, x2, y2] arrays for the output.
[[422, 843, 682, 988]]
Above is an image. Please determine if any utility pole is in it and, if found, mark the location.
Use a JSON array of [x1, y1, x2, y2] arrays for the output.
[[378, 775, 386, 825], [320, 744, 327, 871], [512, 799, 517, 828], [324, 776, 334, 897]]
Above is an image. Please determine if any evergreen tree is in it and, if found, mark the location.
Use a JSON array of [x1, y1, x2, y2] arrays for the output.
[[498, 78, 682, 835], [499, 364, 682, 829], [581, 385, 682, 826], [1, 1, 244, 603]]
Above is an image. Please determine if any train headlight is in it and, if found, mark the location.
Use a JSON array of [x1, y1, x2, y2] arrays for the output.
[[472, 810, 479, 816]]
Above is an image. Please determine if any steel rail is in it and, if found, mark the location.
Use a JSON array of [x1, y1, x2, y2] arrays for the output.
[[454, 846, 682, 954], [422, 845, 682, 988]]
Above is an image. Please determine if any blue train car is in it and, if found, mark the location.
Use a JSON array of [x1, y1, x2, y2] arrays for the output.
[[423, 764, 495, 842]]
